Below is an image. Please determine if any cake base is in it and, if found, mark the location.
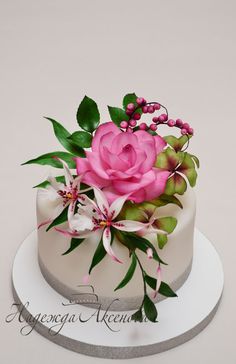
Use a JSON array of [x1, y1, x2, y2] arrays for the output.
[[11, 229, 224, 359]]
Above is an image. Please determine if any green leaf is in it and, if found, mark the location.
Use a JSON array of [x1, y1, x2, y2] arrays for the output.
[[120, 201, 147, 222], [33, 175, 66, 188], [143, 294, 158, 322], [62, 238, 84, 255], [154, 216, 177, 234], [144, 274, 157, 290], [44, 117, 85, 156], [77, 95, 100, 132], [165, 173, 187, 195], [108, 106, 129, 126], [157, 234, 168, 249], [131, 309, 143, 322], [22, 151, 77, 169], [119, 232, 167, 265], [122, 92, 138, 109], [68, 131, 92, 148], [88, 238, 107, 274], [46, 206, 69, 231], [164, 135, 190, 152], [190, 154, 200, 168], [155, 147, 180, 171], [149, 194, 183, 209], [178, 153, 197, 187], [114, 253, 137, 291], [158, 281, 177, 297]]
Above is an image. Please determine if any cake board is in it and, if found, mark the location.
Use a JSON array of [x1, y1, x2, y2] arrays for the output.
[[11, 228, 224, 359]]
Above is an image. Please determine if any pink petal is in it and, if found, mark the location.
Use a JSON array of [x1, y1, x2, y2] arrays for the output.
[[113, 220, 147, 232], [92, 122, 120, 152], [76, 157, 91, 175], [154, 135, 167, 155], [113, 170, 156, 195], [102, 227, 122, 263], [111, 132, 139, 154], [143, 169, 171, 201], [86, 151, 109, 180], [102, 146, 130, 172], [81, 171, 110, 188]]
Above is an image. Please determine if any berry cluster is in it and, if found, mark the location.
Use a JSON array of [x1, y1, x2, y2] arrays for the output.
[[120, 97, 194, 136]]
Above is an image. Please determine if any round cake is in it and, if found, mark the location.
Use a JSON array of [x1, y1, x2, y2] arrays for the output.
[[37, 187, 196, 311], [23, 92, 199, 321]]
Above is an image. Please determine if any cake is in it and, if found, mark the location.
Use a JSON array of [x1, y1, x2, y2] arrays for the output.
[[23, 93, 199, 322]]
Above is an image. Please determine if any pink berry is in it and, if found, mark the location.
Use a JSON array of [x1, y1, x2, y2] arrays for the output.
[[158, 115, 165, 122], [147, 105, 154, 113], [150, 123, 157, 131], [142, 105, 148, 113], [136, 97, 146, 106], [176, 119, 183, 127], [120, 121, 128, 128], [153, 103, 160, 110], [181, 128, 188, 135], [133, 112, 141, 120], [139, 122, 147, 130], [183, 122, 190, 130], [126, 109, 133, 115], [161, 113, 168, 121], [127, 103, 135, 111], [129, 119, 137, 127], [167, 119, 176, 127], [152, 116, 159, 123], [188, 127, 194, 135]]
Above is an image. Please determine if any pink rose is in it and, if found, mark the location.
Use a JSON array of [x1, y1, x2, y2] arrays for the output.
[[76, 122, 170, 203]]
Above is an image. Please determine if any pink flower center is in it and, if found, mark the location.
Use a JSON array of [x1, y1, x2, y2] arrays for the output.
[[57, 182, 79, 206]]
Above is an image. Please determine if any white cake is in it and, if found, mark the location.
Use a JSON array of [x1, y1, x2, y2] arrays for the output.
[[37, 187, 196, 311]]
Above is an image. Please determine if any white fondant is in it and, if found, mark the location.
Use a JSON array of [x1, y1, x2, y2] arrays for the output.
[[37, 188, 196, 309]]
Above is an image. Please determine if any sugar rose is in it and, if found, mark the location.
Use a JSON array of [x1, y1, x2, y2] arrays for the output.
[[76, 122, 170, 203]]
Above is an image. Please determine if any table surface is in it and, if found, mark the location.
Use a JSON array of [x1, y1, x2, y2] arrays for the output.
[[1, 1, 235, 363]]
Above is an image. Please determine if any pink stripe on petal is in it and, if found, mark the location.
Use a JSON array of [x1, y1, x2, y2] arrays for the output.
[[153, 265, 162, 298], [37, 219, 52, 229], [54, 227, 81, 237], [102, 227, 122, 263]]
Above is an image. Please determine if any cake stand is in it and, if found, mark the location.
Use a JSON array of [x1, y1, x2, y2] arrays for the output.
[[11, 228, 224, 359]]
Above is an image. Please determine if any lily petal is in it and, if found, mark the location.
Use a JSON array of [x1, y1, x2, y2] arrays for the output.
[[93, 187, 109, 216], [37, 219, 52, 229], [54, 227, 91, 239], [153, 265, 162, 298], [113, 220, 147, 232], [108, 194, 130, 220], [102, 227, 122, 263], [53, 157, 73, 186]]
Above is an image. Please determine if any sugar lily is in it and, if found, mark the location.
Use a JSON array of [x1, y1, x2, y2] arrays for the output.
[[56, 187, 148, 263], [38, 158, 91, 228]]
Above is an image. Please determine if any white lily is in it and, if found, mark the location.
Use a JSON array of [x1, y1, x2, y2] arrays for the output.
[[55, 187, 147, 263], [38, 158, 91, 228]]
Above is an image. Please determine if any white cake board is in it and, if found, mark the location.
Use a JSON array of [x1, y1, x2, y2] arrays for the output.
[[11, 229, 224, 359]]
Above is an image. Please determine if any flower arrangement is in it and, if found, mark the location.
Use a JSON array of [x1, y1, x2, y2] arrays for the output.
[[23, 93, 199, 323]]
